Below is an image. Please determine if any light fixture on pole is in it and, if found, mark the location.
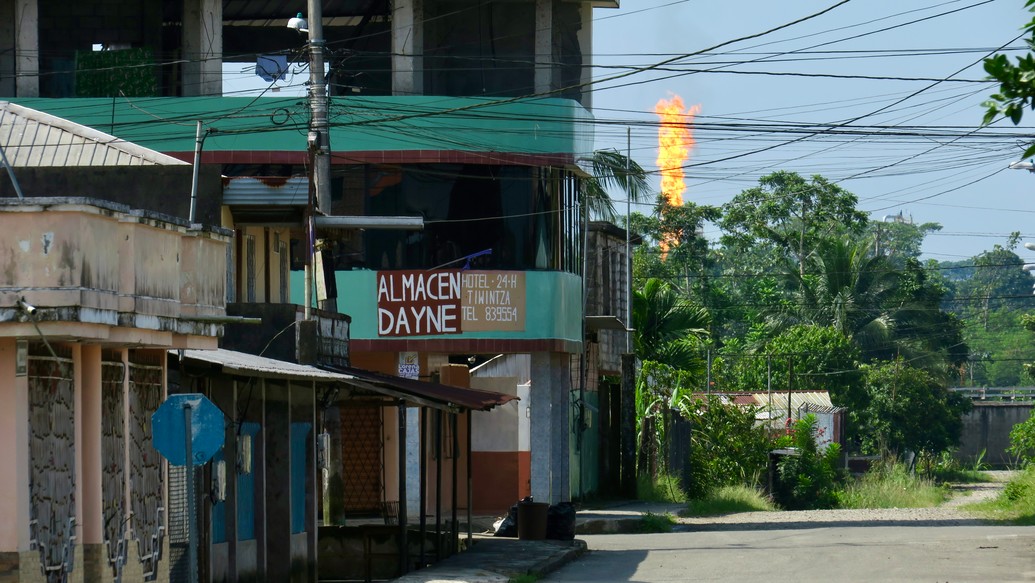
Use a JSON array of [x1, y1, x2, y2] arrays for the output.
[[1009, 159, 1035, 173]]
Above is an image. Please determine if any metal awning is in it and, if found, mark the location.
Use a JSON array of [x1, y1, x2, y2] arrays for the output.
[[319, 364, 517, 412], [173, 349, 516, 412]]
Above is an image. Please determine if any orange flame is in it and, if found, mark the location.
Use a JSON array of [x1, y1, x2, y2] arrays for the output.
[[654, 95, 699, 255], [654, 95, 698, 207]]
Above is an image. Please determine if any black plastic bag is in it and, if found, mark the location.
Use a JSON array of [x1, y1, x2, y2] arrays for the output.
[[493, 496, 533, 537], [545, 502, 576, 540]]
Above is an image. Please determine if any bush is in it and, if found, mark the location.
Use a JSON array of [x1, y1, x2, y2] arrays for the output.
[[1008, 412, 1035, 466], [682, 395, 772, 497], [774, 415, 844, 510]]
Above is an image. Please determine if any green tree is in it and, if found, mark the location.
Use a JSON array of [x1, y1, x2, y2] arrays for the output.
[[983, 0, 1035, 156], [777, 238, 903, 360], [866, 216, 942, 263], [719, 171, 869, 276], [858, 358, 971, 456], [632, 278, 710, 372], [774, 238, 966, 379]]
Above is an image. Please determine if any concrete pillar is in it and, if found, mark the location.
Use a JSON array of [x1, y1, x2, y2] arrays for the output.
[[530, 352, 570, 504], [392, 0, 424, 96], [15, 0, 38, 96], [534, 0, 553, 95], [0, 339, 30, 559], [577, 3, 593, 109], [182, 0, 223, 96], [405, 408, 421, 518], [79, 344, 104, 580], [0, 0, 14, 96]]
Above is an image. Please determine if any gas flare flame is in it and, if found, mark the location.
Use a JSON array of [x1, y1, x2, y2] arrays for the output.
[[654, 95, 698, 207], [654, 95, 699, 254]]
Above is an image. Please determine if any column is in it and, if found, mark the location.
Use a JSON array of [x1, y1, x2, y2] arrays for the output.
[[392, 0, 424, 95], [534, 0, 553, 95], [14, 0, 38, 96], [182, 0, 223, 96], [0, 339, 30, 572], [79, 344, 104, 580], [530, 352, 570, 504]]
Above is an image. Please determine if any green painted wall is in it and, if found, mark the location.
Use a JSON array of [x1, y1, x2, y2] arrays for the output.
[[11, 96, 594, 157], [290, 269, 583, 343]]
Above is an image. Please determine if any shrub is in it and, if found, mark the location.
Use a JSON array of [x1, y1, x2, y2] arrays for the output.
[[1008, 412, 1035, 466], [681, 394, 772, 497], [774, 415, 844, 510]]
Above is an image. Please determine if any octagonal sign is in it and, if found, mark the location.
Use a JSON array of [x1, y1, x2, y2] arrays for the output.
[[152, 393, 226, 466]]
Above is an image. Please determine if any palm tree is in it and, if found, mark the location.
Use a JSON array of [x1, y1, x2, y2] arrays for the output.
[[632, 278, 710, 372], [580, 148, 652, 220], [771, 237, 961, 375]]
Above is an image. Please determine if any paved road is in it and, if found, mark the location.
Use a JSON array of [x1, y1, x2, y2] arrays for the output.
[[544, 524, 1035, 582]]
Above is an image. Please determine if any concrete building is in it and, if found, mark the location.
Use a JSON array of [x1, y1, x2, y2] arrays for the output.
[[2, 0, 625, 526], [0, 103, 230, 583]]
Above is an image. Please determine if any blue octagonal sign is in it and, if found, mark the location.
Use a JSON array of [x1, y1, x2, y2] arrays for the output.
[[152, 393, 226, 466]]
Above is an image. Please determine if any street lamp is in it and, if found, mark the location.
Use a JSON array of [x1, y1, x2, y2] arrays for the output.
[[1009, 159, 1035, 173]]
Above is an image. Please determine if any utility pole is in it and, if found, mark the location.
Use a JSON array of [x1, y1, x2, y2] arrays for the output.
[[308, 0, 331, 215]]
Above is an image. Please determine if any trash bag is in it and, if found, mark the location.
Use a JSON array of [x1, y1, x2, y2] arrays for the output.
[[545, 501, 576, 540], [493, 496, 532, 537]]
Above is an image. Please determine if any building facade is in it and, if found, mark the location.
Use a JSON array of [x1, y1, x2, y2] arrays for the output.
[[3, 0, 625, 520]]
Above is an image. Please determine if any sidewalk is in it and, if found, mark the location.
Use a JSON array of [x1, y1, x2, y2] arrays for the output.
[[390, 501, 685, 583]]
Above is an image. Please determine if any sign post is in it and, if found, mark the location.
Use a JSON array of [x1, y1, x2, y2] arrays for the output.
[[152, 394, 226, 583]]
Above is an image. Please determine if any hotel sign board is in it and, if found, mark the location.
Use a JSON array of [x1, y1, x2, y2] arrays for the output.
[[376, 270, 526, 337]]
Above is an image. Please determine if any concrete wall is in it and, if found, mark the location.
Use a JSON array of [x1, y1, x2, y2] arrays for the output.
[[0, 199, 228, 344], [956, 401, 1034, 468]]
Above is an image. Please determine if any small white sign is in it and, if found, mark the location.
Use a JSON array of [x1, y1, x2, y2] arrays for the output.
[[398, 351, 420, 380], [15, 339, 27, 376]]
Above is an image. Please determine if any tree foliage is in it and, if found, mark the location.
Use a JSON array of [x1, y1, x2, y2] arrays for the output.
[[581, 148, 652, 220], [719, 171, 869, 275], [982, 0, 1035, 157], [632, 278, 710, 372], [857, 359, 971, 456]]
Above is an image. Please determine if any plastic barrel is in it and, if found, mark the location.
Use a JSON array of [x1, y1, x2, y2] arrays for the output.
[[517, 502, 550, 540]]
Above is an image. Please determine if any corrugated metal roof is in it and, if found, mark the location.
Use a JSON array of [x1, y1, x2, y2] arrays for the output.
[[0, 101, 188, 167], [223, 176, 310, 206], [322, 364, 518, 412], [176, 348, 351, 381], [746, 391, 835, 410], [174, 348, 516, 412]]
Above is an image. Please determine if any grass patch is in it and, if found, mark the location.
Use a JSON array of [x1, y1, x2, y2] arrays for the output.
[[682, 485, 776, 516], [509, 575, 539, 583], [839, 461, 949, 509], [964, 468, 1035, 524], [920, 450, 994, 484], [636, 511, 677, 533], [636, 473, 688, 503]]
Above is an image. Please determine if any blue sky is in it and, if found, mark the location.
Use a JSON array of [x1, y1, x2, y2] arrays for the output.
[[588, 0, 1035, 261], [223, 1, 1035, 261]]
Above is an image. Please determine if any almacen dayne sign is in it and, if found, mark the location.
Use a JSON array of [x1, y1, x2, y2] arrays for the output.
[[376, 270, 525, 337]]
